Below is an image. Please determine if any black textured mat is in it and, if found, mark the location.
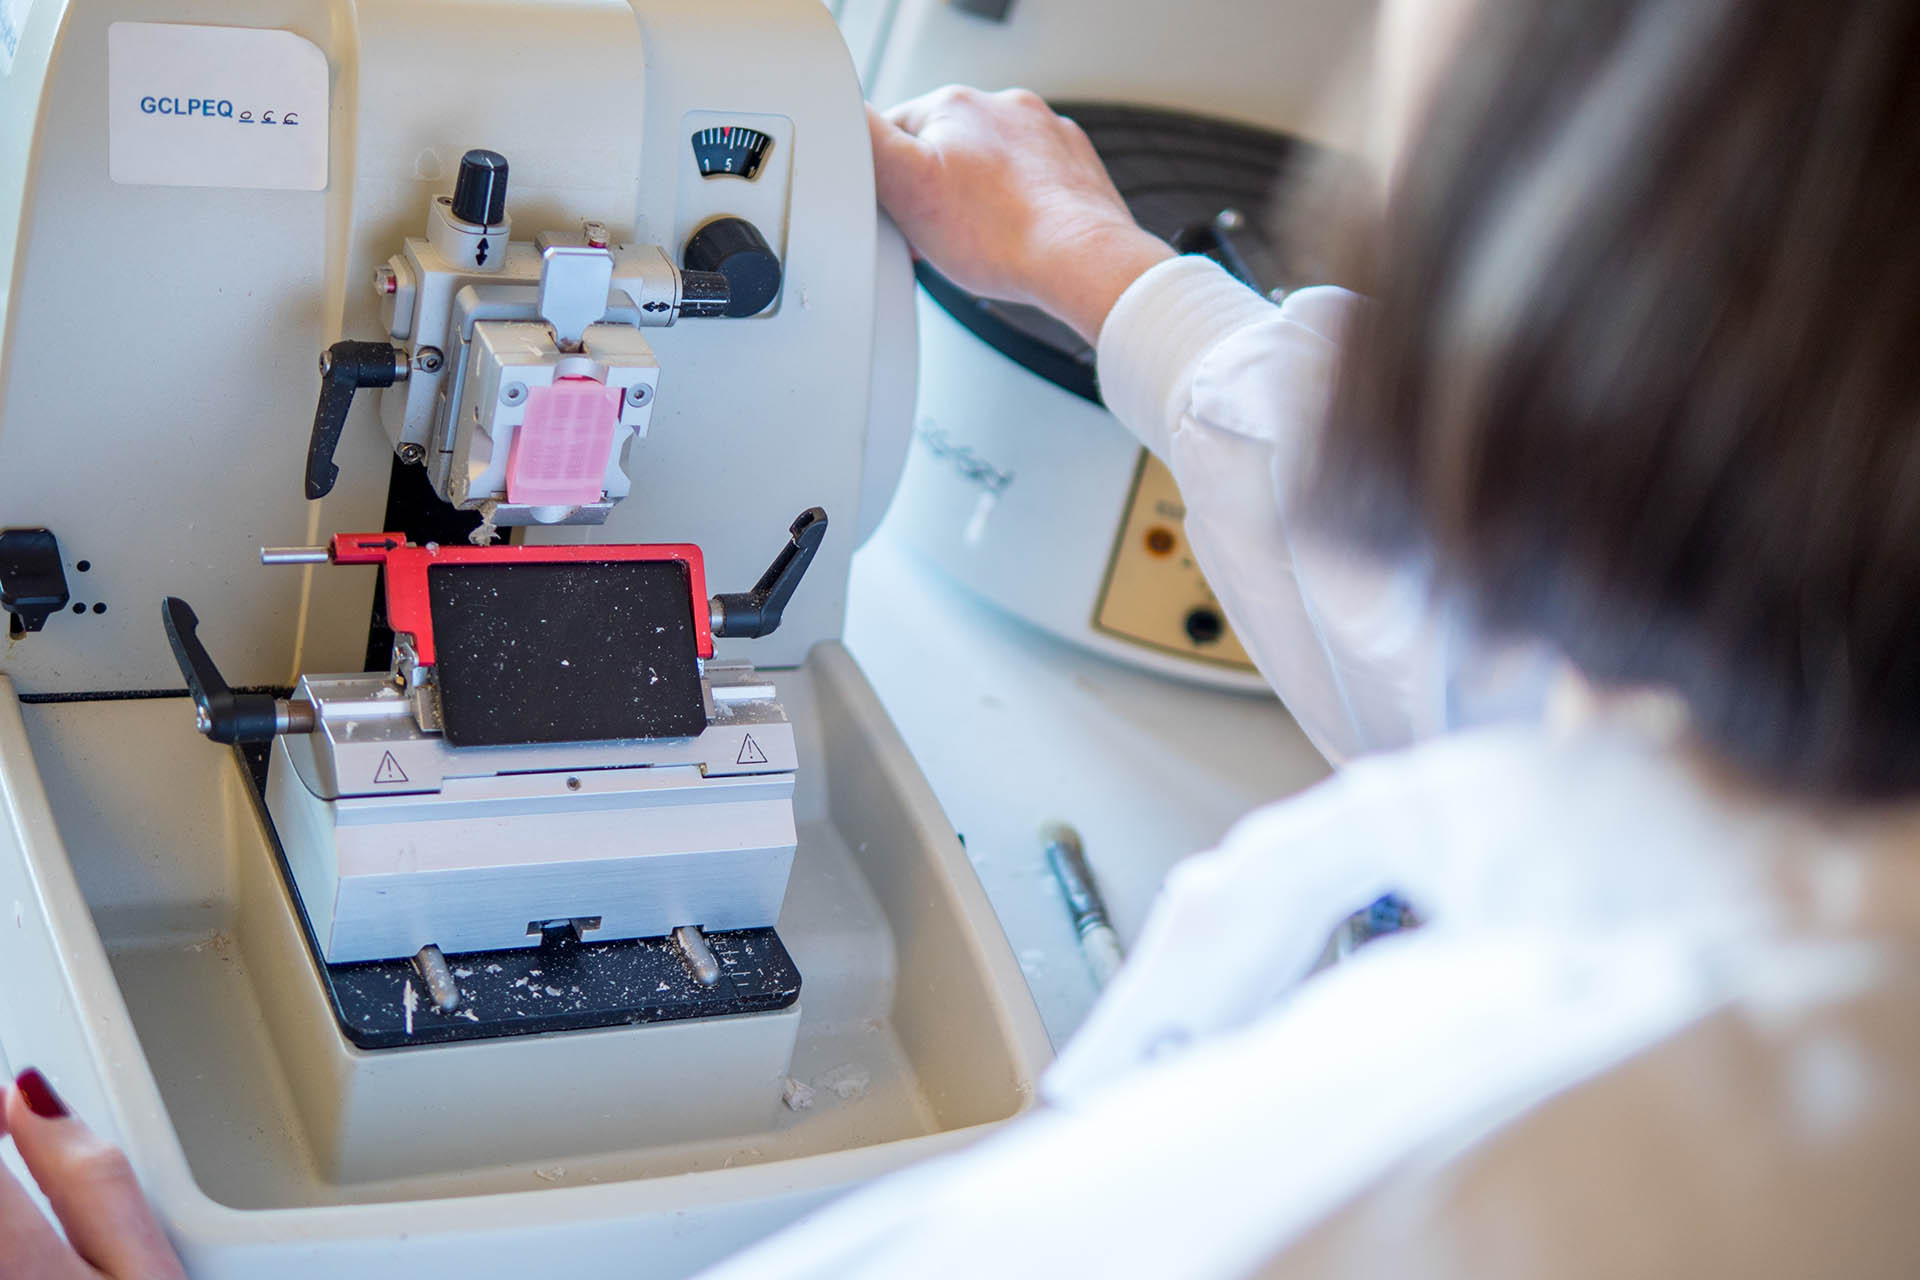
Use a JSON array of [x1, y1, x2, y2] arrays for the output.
[[427, 558, 706, 747], [329, 927, 801, 1050], [237, 743, 801, 1051]]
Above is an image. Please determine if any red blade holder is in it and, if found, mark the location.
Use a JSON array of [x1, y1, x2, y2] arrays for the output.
[[328, 532, 715, 667], [327, 533, 717, 747]]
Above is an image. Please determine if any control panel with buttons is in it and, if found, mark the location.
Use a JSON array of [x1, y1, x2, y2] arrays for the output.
[[1091, 450, 1257, 674]]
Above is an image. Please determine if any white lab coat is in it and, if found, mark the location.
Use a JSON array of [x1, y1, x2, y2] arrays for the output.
[[1096, 255, 1554, 764], [708, 708, 1920, 1278], [696, 257, 1920, 1277]]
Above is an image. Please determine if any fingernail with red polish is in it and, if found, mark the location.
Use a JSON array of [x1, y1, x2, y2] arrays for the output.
[[15, 1068, 69, 1119]]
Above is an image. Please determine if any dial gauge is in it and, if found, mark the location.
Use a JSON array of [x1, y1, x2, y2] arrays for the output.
[[692, 126, 773, 180]]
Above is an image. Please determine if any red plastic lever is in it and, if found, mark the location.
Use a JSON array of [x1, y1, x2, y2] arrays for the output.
[[326, 533, 713, 666]]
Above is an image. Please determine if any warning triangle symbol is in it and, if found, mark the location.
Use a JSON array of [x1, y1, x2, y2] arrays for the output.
[[735, 734, 768, 765], [373, 751, 410, 785]]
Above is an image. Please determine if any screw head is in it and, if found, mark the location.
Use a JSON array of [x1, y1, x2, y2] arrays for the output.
[[415, 347, 445, 373], [397, 442, 426, 464], [582, 220, 610, 249], [317, 351, 333, 376], [372, 265, 398, 296], [625, 383, 652, 407], [502, 382, 528, 405], [193, 706, 212, 733], [1215, 207, 1246, 232]]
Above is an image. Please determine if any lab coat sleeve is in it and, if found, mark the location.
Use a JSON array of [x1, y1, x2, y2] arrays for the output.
[[1095, 252, 1284, 462], [690, 728, 1726, 1280], [1096, 255, 1550, 762]]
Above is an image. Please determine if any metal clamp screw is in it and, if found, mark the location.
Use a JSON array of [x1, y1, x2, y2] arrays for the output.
[[397, 442, 426, 464], [625, 383, 652, 407], [582, 220, 610, 249], [501, 382, 528, 406], [414, 347, 445, 374], [372, 265, 398, 296]]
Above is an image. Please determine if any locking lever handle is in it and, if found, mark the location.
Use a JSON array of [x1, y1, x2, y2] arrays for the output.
[[305, 341, 409, 500], [710, 507, 828, 640], [161, 597, 310, 743]]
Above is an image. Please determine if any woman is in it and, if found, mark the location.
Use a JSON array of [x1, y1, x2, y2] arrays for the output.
[[723, 0, 1920, 1270], [11, 0, 1920, 1274]]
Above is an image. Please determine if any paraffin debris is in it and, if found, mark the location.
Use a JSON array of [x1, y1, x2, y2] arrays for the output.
[[814, 1063, 871, 1102]]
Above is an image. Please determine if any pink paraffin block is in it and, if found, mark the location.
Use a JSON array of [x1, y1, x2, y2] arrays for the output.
[[505, 377, 624, 506]]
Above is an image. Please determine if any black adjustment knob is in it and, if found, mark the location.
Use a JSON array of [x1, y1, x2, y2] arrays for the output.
[[1184, 606, 1225, 646], [450, 149, 509, 227], [678, 270, 732, 319], [682, 216, 782, 317]]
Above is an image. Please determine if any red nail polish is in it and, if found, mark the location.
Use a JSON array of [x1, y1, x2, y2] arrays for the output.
[[15, 1068, 68, 1119]]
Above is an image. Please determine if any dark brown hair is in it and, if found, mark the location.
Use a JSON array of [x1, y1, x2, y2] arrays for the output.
[[1319, 0, 1920, 799]]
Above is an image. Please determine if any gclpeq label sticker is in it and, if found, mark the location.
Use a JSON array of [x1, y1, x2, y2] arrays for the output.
[[108, 22, 328, 190]]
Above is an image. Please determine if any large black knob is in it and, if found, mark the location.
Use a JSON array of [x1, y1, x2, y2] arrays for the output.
[[450, 149, 509, 226], [682, 216, 782, 317]]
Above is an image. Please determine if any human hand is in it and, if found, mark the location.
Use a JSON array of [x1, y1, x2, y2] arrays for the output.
[[868, 87, 1174, 344], [0, 1069, 185, 1280]]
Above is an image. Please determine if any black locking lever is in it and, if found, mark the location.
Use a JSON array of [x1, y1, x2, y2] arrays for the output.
[[0, 528, 69, 635], [161, 597, 311, 744], [305, 341, 409, 500], [710, 507, 828, 639]]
